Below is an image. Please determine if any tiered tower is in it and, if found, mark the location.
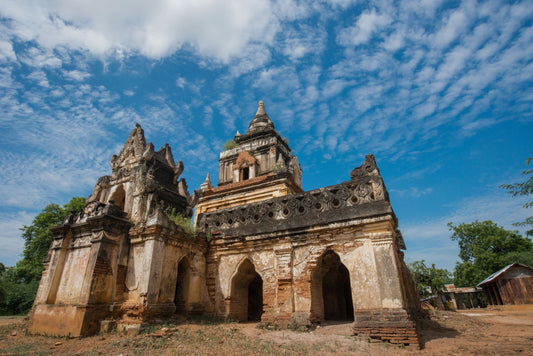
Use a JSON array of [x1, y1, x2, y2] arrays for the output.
[[194, 101, 302, 223]]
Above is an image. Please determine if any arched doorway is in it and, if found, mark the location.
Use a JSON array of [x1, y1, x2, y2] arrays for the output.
[[174, 257, 190, 314], [229, 259, 263, 322], [311, 250, 354, 322], [108, 185, 126, 211]]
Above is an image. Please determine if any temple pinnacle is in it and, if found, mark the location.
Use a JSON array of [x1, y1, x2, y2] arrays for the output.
[[256, 101, 266, 116]]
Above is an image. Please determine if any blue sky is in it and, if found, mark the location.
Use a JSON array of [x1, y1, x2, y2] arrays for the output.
[[0, 0, 532, 271]]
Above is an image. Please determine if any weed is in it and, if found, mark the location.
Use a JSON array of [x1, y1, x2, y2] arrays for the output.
[[187, 314, 227, 325], [164, 207, 199, 235], [141, 324, 161, 335], [286, 320, 309, 332], [223, 139, 238, 151], [257, 322, 281, 331], [229, 327, 237, 338]]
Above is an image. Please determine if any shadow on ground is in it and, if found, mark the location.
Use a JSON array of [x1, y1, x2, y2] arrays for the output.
[[418, 316, 460, 347]]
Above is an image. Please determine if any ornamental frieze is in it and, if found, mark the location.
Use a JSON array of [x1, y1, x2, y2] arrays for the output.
[[198, 155, 389, 235]]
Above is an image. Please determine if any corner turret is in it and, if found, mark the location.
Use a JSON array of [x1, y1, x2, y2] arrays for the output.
[[84, 124, 190, 225]]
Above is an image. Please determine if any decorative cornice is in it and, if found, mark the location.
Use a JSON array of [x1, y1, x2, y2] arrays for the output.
[[198, 155, 394, 238]]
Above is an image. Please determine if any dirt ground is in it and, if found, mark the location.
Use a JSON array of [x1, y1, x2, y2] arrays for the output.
[[0, 306, 532, 355]]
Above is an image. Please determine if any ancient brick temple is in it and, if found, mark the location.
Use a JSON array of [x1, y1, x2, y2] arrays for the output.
[[29, 101, 421, 346]]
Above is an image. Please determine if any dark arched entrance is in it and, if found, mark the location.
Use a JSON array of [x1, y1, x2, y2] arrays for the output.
[[174, 257, 190, 314], [229, 259, 263, 322], [311, 250, 354, 322]]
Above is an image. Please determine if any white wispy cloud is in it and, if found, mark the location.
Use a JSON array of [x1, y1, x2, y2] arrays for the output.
[[0, 0, 531, 269], [432, 7, 470, 49], [26, 70, 49, 87], [0, 38, 16, 62], [64, 70, 91, 81], [390, 187, 434, 198], [0, 211, 34, 266], [1, 0, 284, 62], [280, 23, 327, 61], [337, 9, 392, 46], [0, 49, 217, 218]]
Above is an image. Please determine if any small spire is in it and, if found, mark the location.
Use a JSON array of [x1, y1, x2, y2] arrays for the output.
[[235, 130, 241, 137], [247, 100, 274, 133], [256, 101, 266, 116], [200, 173, 213, 191]]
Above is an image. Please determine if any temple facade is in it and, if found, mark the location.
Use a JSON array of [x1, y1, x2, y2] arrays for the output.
[[29, 102, 421, 346]]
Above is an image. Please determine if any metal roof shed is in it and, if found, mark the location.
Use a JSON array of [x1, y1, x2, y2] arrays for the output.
[[477, 263, 533, 306]]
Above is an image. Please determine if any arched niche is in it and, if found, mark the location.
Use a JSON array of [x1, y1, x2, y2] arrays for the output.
[[234, 151, 257, 182], [311, 250, 354, 322], [229, 259, 263, 322], [108, 184, 126, 211], [174, 257, 191, 314]]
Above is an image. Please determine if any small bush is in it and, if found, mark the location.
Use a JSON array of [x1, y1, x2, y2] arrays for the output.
[[223, 140, 238, 151], [164, 207, 198, 235]]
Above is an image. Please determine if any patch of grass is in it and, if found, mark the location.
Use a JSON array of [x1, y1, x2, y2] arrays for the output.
[[140, 324, 158, 334], [257, 322, 280, 330], [286, 320, 309, 332], [186, 314, 229, 325], [0, 342, 37, 354], [257, 321, 309, 332]]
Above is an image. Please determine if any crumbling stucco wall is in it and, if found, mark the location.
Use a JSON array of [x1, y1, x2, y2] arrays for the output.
[[29, 121, 420, 347], [208, 217, 410, 325]]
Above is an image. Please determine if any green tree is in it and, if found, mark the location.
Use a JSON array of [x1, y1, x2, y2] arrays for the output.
[[16, 197, 85, 282], [500, 157, 533, 236], [0, 197, 85, 315], [0, 263, 6, 303], [448, 220, 533, 287], [0, 272, 39, 315], [409, 260, 452, 296]]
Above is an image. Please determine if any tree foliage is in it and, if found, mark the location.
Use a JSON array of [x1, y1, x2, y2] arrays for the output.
[[222, 139, 238, 151], [17, 197, 85, 282], [500, 157, 533, 236], [409, 260, 452, 296], [0, 275, 39, 315], [0, 197, 85, 315], [449, 220, 533, 287]]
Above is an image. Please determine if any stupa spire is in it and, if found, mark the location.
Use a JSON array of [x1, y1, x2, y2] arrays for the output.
[[256, 101, 266, 115], [247, 100, 274, 133]]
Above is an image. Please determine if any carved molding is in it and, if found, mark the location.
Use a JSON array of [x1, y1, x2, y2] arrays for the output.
[[90, 230, 123, 244], [50, 238, 64, 249], [350, 154, 380, 180], [72, 235, 92, 248], [199, 176, 387, 233]]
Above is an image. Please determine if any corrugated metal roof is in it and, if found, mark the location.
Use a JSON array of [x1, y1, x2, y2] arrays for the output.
[[477, 262, 533, 287]]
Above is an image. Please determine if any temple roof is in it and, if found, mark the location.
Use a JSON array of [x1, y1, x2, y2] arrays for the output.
[[247, 101, 275, 134]]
